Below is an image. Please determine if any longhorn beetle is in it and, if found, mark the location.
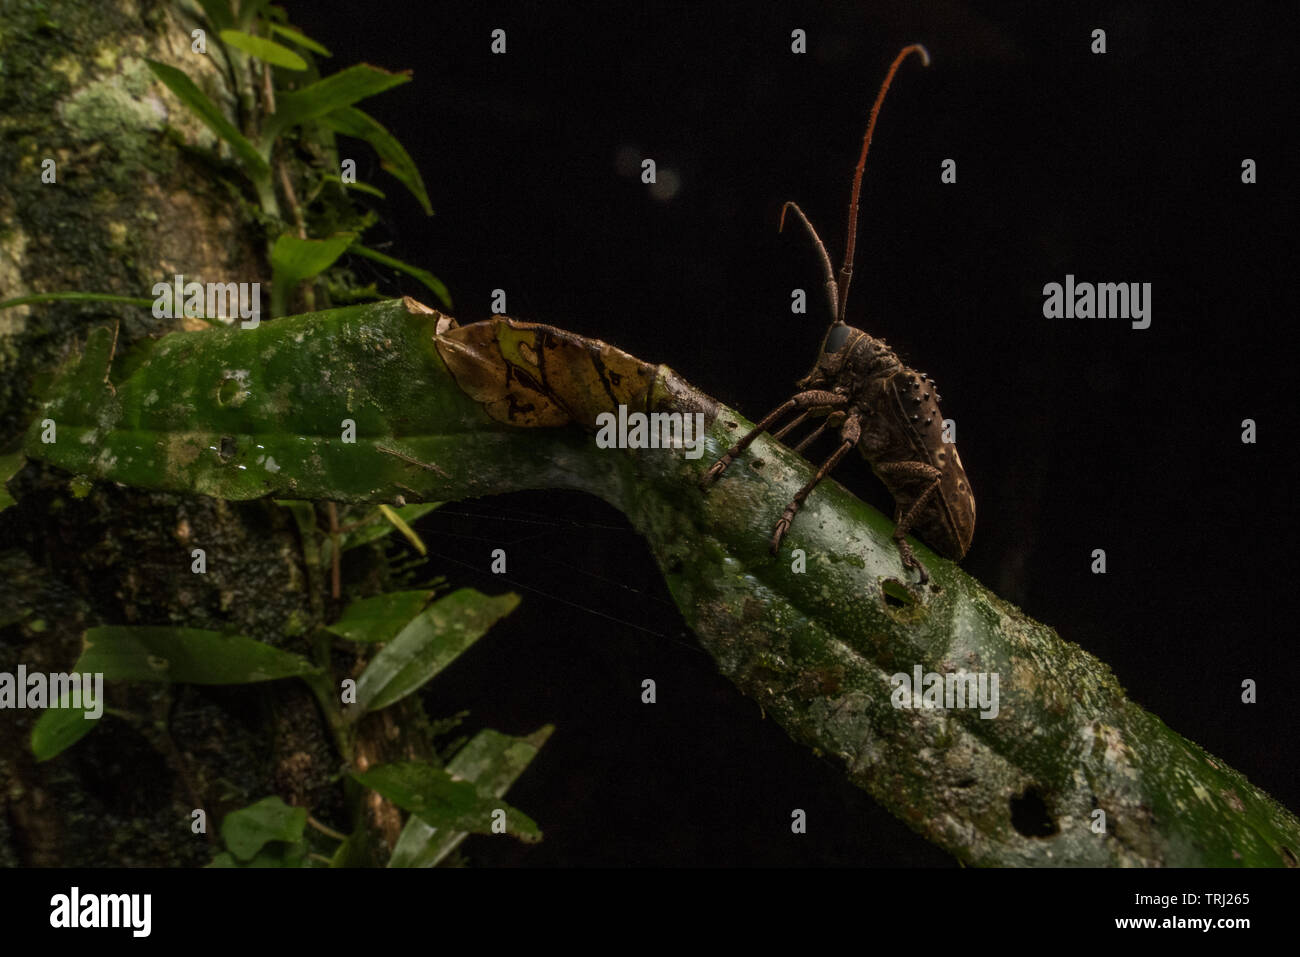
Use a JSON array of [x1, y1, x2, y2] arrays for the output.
[[701, 44, 974, 585]]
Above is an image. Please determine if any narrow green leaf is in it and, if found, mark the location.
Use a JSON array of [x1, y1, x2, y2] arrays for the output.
[[145, 59, 269, 177], [221, 796, 308, 860], [322, 106, 432, 215], [0, 292, 157, 312], [377, 503, 427, 554], [349, 244, 451, 310], [341, 503, 440, 551], [78, 626, 320, 684], [353, 589, 519, 713], [30, 692, 101, 762], [336, 178, 385, 199], [355, 761, 541, 841], [389, 725, 553, 867], [269, 23, 331, 57], [219, 29, 309, 71], [267, 64, 410, 140], [325, 590, 434, 644]]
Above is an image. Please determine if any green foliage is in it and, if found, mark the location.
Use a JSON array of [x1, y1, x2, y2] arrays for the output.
[[29, 692, 98, 762], [352, 589, 520, 713], [0, 7, 448, 324], [219, 796, 308, 861], [209, 843, 308, 867], [218, 29, 308, 71], [270, 233, 355, 313], [265, 64, 410, 139], [341, 504, 441, 550], [77, 626, 321, 684], [29, 626, 320, 762], [389, 726, 553, 867], [142, 9, 440, 317], [325, 590, 436, 644], [354, 761, 541, 842], [350, 243, 452, 309], [268, 23, 332, 58], [6, 4, 540, 867], [322, 108, 432, 215], [25, 480, 540, 862], [25, 296, 1300, 865], [145, 59, 270, 177]]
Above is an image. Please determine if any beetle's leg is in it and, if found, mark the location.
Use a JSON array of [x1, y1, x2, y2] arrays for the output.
[[791, 409, 846, 453], [770, 414, 862, 553], [702, 390, 847, 487], [873, 461, 943, 584], [771, 409, 813, 443]]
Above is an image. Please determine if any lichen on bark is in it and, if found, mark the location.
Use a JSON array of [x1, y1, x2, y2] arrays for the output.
[[0, 0, 413, 867]]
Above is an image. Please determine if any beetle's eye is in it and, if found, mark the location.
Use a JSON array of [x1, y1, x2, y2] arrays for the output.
[[822, 323, 851, 354]]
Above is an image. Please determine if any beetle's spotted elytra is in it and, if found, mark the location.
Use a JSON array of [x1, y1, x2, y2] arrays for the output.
[[701, 44, 974, 586]]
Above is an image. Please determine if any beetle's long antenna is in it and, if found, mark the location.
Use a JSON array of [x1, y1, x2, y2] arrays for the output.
[[779, 201, 839, 322], [837, 43, 930, 323]]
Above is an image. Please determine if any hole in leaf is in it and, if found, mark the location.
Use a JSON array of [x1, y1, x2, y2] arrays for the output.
[[1010, 787, 1058, 838], [219, 435, 237, 462], [218, 377, 240, 405], [881, 578, 915, 609]]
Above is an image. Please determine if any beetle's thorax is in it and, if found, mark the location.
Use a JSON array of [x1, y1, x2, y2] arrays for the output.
[[797, 323, 903, 396]]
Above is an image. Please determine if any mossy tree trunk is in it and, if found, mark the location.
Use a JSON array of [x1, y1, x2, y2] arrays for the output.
[[0, 0, 409, 866]]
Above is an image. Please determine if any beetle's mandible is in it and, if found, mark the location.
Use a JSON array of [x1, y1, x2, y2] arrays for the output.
[[700, 43, 974, 585]]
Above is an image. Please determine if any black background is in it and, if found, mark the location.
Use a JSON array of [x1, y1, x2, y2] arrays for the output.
[[292, 0, 1296, 865]]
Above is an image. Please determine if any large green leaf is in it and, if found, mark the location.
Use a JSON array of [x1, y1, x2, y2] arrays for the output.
[[354, 761, 541, 842], [323, 107, 432, 215], [23, 298, 1300, 865], [218, 29, 308, 71], [270, 233, 356, 309], [389, 726, 553, 867], [352, 588, 519, 713], [266, 64, 410, 140], [325, 590, 435, 644], [220, 796, 308, 861], [77, 626, 320, 684], [145, 60, 269, 177], [30, 693, 100, 762]]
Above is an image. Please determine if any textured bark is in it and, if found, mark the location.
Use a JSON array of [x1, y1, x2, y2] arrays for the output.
[[0, 0, 413, 867]]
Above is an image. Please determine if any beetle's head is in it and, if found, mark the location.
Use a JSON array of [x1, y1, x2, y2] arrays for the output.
[[797, 321, 854, 389]]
